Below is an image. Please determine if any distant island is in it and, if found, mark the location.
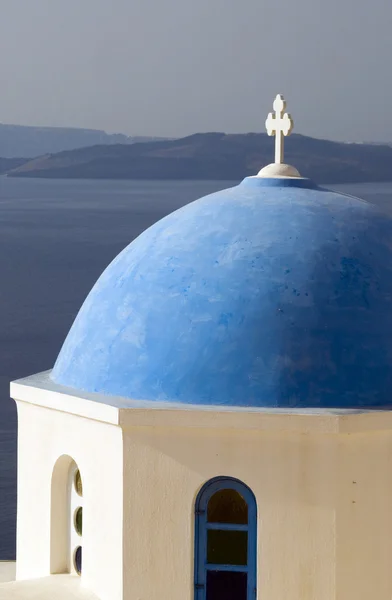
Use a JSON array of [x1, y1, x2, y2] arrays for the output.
[[3, 131, 392, 184], [0, 157, 27, 175], [0, 123, 165, 158]]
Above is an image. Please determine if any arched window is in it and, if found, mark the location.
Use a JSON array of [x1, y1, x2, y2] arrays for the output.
[[195, 477, 257, 600], [50, 456, 83, 576], [72, 467, 83, 576]]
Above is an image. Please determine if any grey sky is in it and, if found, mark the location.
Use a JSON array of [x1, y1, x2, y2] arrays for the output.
[[1, 0, 391, 142]]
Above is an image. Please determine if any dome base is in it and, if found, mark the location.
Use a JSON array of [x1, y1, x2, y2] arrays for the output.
[[257, 163, 301, 178]]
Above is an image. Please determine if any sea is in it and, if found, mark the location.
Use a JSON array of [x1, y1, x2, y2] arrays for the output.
[[1, 176, 392, 559]]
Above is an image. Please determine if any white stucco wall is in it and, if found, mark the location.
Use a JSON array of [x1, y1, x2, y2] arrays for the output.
[[11, 374, 392, 600], [122, 424, 337, 600], [335, 430, 392, 600], [15, 400, 123, 600], [121, 414, 392, 600]]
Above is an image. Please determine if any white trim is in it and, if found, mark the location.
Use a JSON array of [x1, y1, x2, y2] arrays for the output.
[[11, 372, 120, 425], [11, 370, 392, 435]]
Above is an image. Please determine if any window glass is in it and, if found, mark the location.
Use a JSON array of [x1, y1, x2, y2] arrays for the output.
[[206, 571, 247, 600], [207, 530, 248, 566], [74, 546, 82, 575], [74, 507, 83, 536], [207, 489, 248, 524], [74, 470, 83, 497]]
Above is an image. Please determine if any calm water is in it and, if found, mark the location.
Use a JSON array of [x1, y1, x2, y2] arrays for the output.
[[1, 176, 392, 559]]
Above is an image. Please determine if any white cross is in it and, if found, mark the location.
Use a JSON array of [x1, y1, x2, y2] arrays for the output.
[[265, 94, 294, 164]]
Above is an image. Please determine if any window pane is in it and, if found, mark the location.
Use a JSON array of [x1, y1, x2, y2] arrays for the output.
[[74, 507, 83, 536], [74, 469, 83, 497], [208, 489, 248, 524], [206, 570, 247, 600], [207, 530, 248, 566], [74, 546, 82, 575]]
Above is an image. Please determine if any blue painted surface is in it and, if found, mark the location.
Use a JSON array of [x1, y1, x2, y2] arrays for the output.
[[52, 177, 392, 408], [194, 477, 257, 600]]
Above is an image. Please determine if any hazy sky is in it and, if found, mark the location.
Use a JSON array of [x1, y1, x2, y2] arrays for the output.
[[1, 0, 391, 142]]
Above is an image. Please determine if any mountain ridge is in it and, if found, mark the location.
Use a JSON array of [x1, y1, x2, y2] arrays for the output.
[[0, 157, 29, 175], [0, 123, 165, 158], [5, 132, 392, 184]]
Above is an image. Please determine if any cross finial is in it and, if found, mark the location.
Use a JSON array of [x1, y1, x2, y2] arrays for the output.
[[265, 94, 293, 164]]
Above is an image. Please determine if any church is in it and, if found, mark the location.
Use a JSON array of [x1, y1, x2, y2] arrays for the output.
[[2, 95, 392, 600]]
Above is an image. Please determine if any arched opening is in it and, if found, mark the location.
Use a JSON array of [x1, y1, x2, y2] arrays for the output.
[[50, 455, 83, 575], [195, 477, 257, 600]]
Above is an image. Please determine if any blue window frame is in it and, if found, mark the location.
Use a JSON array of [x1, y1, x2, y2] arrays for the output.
[[194, 477, 257, 600]]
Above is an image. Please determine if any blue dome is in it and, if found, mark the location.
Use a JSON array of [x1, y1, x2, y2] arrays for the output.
[[52, 177, 392, 409]]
